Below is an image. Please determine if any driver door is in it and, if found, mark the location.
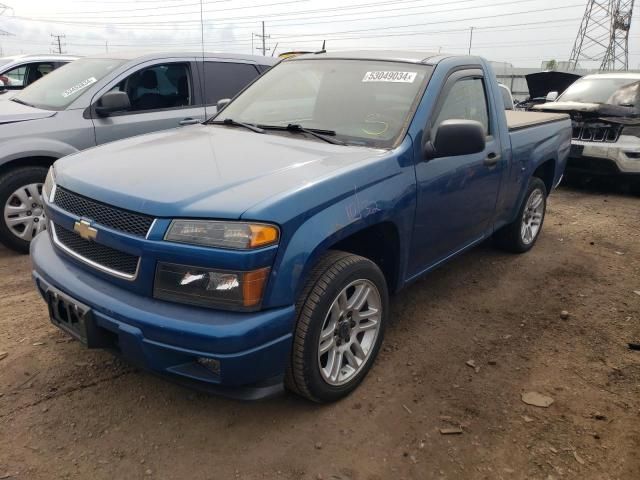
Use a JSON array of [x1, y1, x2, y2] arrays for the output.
[[91, 58, 206, 145], [409, 69, 503, 275]]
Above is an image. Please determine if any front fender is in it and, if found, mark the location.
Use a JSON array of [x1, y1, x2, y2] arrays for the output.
[[263, 164, 416, 308], [0, 137, 78, 166]]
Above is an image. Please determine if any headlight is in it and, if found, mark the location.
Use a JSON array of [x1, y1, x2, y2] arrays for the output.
[[153, 262, 270, 310], [165, 220, 279, 249], [622, 126, 640, 137], [42, 167, 56, 203]]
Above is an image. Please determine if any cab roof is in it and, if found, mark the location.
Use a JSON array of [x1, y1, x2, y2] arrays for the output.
[[288, 49, 461, 65]]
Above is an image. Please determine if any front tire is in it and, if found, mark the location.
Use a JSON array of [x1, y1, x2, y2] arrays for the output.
[[494, 177, 547, 253], [286, 251, 388, 403], [0, 166, 49, 253]]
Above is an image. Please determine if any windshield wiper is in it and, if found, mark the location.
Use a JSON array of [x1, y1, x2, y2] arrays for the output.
[[259, 124, 345, 145], [208, 118, 264, 134]]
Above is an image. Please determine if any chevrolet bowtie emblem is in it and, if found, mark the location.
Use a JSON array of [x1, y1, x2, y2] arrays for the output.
[[73, 219, 98, 241]]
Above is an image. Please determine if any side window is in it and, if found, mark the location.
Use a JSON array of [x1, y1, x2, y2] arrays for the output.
[[26, 63, 55, 85], [435, 77, 490, 135], [203, 62, 259, 105], [0, 65, 27, 87], [103, 63, 192, 113]]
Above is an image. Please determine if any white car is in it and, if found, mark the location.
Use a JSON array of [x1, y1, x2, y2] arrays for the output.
[[0, 54, 78, 99], [535, 72, 640, 178]]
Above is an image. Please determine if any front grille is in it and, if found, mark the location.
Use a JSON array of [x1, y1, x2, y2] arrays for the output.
[[572, 124, 621, 143], [53, 223, 139, 277], [54, 187, 154, 237]]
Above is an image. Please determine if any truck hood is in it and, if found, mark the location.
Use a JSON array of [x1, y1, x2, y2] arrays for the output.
[[525, 71, 581, 99], [0, 99, 56, 124], [54, 125, 385, 219]]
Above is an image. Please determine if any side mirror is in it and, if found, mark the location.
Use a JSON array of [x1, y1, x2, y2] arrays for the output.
[[425, 120, 486, 159], [95, 91, 130, 117], [216, 98, 231, 112], [545, 91, 559, 102]]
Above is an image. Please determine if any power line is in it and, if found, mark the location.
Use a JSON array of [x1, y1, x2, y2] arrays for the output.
[[29, 0, 307, 20], [39, 0, 420, 19], [8, 0, 566, 27], [47, 0, 230, 14], [2, 18, 591, 51], [266, 4, 585, 39]]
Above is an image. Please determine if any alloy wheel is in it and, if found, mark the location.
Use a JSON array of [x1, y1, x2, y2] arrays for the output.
[[317, 279, 382, 386]]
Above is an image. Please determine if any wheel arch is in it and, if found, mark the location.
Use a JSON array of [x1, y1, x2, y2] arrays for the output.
[[532, 158, 556, 195], [0, 156, 57, 177]]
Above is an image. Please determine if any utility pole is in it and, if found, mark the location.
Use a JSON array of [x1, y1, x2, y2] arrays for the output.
[[253, 21, 270, 56], [468, 26, 474, 55], [51, 33, 65, 54], [105, 40, 108, 53]]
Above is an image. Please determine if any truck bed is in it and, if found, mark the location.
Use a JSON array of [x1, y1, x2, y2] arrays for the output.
[[506, 110, 569, 131]]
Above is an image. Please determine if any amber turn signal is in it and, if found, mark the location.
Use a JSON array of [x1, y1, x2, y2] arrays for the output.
[[242, 267, 271, 307], [248, 225, 279, 248]]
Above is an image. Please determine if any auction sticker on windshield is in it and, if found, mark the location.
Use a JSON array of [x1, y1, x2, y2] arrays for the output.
[[62, 77, 97, 98], [362, 71, 417, 83]]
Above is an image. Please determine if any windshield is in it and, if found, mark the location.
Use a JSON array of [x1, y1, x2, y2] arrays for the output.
[[215, 59, 432, 148], [559, 77, 640, 105], [13, 58, 126, 111]]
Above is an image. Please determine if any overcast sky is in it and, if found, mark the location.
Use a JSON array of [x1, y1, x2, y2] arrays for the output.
[[0, 0, 637, 69]]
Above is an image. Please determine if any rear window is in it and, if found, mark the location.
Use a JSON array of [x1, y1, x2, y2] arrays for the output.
[[203, 62, 259, 105]]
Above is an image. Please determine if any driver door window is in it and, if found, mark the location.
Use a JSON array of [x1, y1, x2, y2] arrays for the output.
[[104, 63, 192, 113], [0, 63, 56, 89], [0, 65, 26, 87], [434, 77, 490, 135], [93, 61, 206, 146]]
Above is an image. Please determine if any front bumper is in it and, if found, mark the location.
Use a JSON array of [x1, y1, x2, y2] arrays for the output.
[[31, 233, 296, 400], [568, 137, 640, 176]]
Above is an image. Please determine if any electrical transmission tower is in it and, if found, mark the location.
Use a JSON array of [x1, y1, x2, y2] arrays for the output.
[[569, 0, 635, 71]]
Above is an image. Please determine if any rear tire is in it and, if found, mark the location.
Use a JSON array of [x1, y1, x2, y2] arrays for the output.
[[494, 177, 547, 253], [0, 166, 49, 254], [286, 251, 388, 403]]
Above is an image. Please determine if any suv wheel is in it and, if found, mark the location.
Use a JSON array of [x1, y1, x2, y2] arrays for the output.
[[286, 251, 388, 403], [0, 166, 49, 253]]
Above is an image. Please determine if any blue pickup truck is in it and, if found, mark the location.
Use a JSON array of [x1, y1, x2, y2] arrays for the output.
[[31, 51, 571, 402]]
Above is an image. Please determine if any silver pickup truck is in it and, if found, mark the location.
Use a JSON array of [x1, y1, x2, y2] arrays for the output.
[[0, 51, 276, 253]]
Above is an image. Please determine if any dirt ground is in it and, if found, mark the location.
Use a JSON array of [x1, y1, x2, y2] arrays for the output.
[[0, 184, 639, 480]]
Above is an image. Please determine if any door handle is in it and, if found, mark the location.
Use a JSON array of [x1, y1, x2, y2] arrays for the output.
[[484, 152, 500, 167], [179, 118, 199, 126]]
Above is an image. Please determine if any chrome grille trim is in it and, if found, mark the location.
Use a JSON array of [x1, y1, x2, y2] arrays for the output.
[[50, 222, 140, 281], [53, 187, 154, 237], [571, 125, 621, 143]]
